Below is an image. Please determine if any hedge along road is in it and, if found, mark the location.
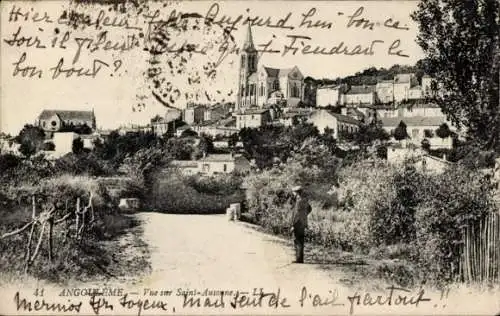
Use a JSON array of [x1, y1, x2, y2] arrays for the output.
[[121, 213, 496, 315]]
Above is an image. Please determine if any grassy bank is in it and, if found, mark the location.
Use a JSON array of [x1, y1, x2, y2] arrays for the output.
[[0, 174, 150, 284]]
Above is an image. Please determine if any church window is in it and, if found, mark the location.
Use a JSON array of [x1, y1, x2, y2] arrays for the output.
[[292, 83, 299, 97], [273, 80, 279, 91], [241, 55, 246, 67], [241, 85, 245, 96], [260, 83, 264, 96]]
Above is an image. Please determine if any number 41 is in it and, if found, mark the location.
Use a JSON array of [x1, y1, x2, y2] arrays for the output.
[[34, 288, 44, 296]]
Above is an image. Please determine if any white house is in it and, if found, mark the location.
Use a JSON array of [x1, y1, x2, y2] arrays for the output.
[[308, 109, 360, 139], [393, 73, 418, 102], [316, 85, 346, 107], [235, 108, 271, 129], [381, 116, 453, 144], [171, 154, 251, 176], [344, 85, 376, 106], [51, 132, 79, 158], [376, 80, 395, 104]]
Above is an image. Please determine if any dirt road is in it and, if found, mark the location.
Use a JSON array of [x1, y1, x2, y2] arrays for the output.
[[1, 212, 497, 315]]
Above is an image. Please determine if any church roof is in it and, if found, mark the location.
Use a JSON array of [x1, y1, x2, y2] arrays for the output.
[[263, 67, 298, 78], [38, 110, 95, 121]]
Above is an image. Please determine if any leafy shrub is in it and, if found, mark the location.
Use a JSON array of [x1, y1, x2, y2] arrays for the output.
[[369, 165, 420, 246], [54, 152, 107, 176], [0, 155, 57, 186], [148, 170, 243, 214], [413, 166, 496, 283], [183, 174, 242, 196]]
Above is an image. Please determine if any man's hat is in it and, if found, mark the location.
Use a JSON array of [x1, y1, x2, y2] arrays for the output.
[[292, 185, 302, 192]]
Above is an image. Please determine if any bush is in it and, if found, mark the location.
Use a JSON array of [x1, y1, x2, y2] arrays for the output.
[[0, 155, 57, 186], [369, 165, 420, 246], [54, 152, 107, 176], [148, 170, 244, 214], [183, 174, 242, 196], [413, 166, 496, 283]]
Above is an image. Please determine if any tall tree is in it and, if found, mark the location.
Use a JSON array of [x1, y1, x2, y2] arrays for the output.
[[411, 0, 500, 150], [16, 124, 45, 157], [394, 121, 409, 141]]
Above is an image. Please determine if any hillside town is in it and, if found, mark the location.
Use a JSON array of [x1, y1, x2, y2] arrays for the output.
[[1, 2, 499, 304], [0, 25, 467, 175]]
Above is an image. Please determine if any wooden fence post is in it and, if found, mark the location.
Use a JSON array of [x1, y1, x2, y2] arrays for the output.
[[24, 196, 37, 274], [47, 218, 53, 263], [75, 198, 80, 239]]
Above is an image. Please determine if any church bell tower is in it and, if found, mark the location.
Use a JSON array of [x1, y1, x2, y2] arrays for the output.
[[237, 24, 258, 110]]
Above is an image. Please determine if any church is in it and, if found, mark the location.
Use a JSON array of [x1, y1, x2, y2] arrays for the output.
[[236, 25, 304, 110]]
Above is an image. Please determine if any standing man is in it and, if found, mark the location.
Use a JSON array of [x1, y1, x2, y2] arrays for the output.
[[289, 185, 312, 263]]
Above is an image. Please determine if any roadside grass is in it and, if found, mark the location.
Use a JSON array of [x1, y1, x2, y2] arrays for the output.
[[0, 175, 150, 285]]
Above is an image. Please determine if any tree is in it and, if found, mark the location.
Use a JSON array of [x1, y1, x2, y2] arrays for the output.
[[16, 124, 45, 157], [421, 139, 431, 151], [165, 138, 195, 160], [72, 138, 84, 154], [411, 1, 500, 150], [435, 123, 451, 139], [353, 121, 390, 146], [393, 121, 409, 141], [43, 142, 55, 151], [228, 133, 239, 148]]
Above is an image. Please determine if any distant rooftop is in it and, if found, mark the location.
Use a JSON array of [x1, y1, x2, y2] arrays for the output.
[[237, 108, 269, 115], [381, 116, 447, 127], [199, 154, 242, 162], [346, 85, 376, 95]]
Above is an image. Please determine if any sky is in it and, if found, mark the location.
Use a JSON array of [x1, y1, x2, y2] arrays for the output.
[[0, 0, 424, 135]]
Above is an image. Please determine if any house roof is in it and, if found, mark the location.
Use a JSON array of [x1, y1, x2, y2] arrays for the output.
[[377, 80, 394, 85], [398, 102, 441, 109], [317, 85, 342, 90], [330, 112, 361, 125], [381, 116, 447, 127], [38, 110, 94, 121], [238, 108, 269, 115], [394, 73, 414, 84], [199, 154, 236, 162], [218, 117, 236, 127], [282, 112, 309, 119], [346, 85, 376, 95], [347, 108, 365, 118]]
